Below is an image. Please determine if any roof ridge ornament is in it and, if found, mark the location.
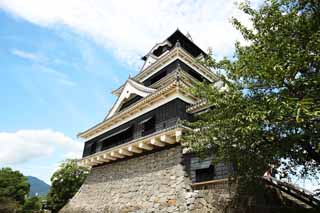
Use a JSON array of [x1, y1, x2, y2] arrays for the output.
[[175, 40, 181, 48]]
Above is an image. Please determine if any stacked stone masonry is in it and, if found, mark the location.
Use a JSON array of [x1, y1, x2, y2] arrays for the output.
[[60, 146, 231, 213]]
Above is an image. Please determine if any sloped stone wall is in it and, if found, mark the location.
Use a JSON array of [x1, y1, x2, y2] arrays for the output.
[[60, 146, 229, 213], [61, 145, 318, 212]]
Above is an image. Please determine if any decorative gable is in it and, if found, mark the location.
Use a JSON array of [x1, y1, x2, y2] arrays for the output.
[[106, 79, 156, 119], [141, 54, 157, 70]]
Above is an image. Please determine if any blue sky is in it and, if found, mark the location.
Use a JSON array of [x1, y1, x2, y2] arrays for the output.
[[0, 10, 133, 182], [0, 10, 133, 135], [0, 0, 317, 193]]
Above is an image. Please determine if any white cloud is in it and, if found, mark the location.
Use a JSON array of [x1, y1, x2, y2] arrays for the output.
[[37, 65, 77, 86], [36, 65, 68, 79], [10, 48, 77, 86], [0, 129, 82, 165], [1, 0, 262, 67], [11, 49, 39, 61], [58, 78, 77, 86]]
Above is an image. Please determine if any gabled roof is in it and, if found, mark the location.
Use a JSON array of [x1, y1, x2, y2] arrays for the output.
[[112, 46, 218, 97], [141, 40, 172, 61], [140, 54, 158, 71], [142, 29, 207, 61], [111, 30, 215, 98], [105, 79, 156, 119]]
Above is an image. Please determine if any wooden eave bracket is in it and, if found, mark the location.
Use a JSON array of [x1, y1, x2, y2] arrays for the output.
[[78, 127, 183, 167]]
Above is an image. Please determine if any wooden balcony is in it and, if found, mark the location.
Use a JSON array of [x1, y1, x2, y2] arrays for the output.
[[78, 127, 183, 167]]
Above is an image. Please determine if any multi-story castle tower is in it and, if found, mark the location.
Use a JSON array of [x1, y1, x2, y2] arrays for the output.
[[60, 30, 317, 212], [60, 30, 232, 212]]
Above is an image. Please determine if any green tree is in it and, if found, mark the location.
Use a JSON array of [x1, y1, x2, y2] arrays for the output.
[[0, 167, 30, 208], [184, 0, 320, 186], [47, 159, 89, 212], [23, 196, 42, 213], [0, 197, 20, 213]]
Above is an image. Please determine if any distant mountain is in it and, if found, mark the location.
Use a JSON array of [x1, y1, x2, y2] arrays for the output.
[[27, 176, 50, 197]]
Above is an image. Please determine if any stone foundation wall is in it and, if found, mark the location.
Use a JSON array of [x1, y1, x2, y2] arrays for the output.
[[60, 146, 231, 213], [191, 181, 234, 212]]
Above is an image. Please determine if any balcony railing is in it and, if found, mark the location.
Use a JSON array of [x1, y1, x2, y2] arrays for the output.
[[95, 118, 180, 154]]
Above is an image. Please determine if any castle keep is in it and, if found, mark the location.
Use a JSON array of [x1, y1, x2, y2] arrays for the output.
[[60, 30, 234, 212], [61, 30, 318, 212]]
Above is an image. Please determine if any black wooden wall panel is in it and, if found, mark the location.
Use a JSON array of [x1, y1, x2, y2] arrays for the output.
[[83, 99, 192, 157]]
